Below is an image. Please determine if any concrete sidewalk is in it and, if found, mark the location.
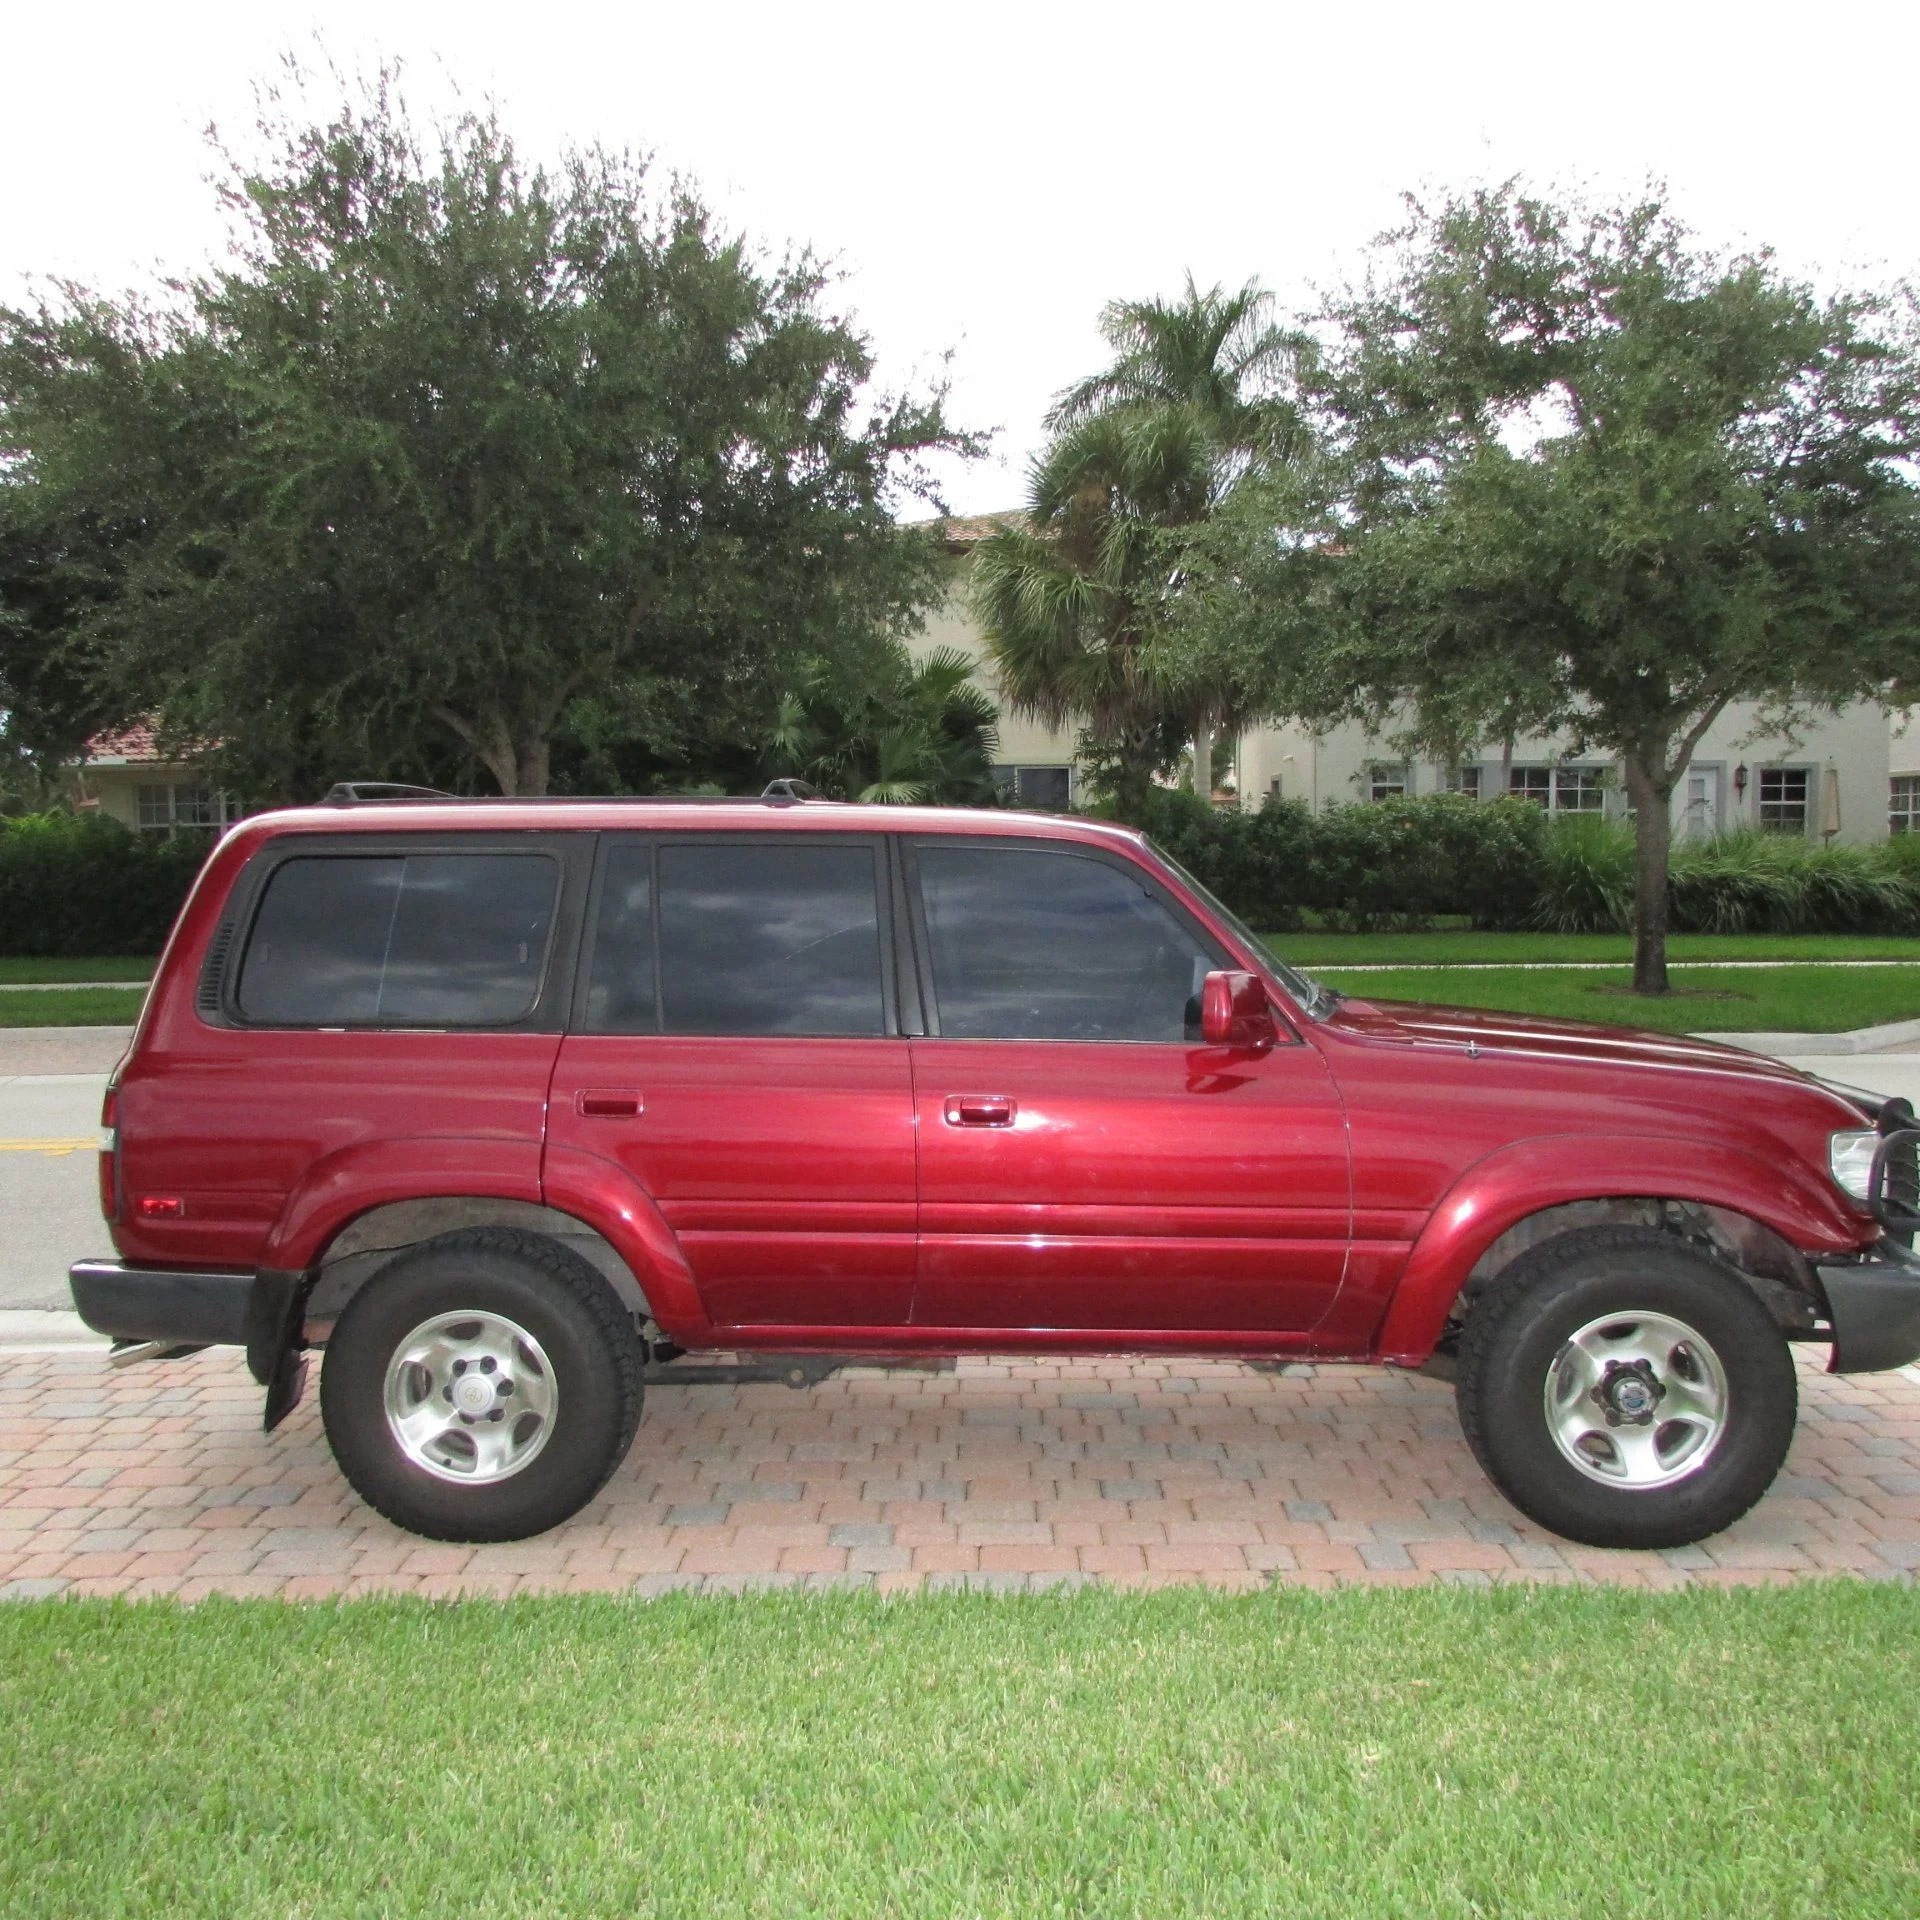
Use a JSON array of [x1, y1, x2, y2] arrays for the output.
[[1, 1342, 1914, 1601]]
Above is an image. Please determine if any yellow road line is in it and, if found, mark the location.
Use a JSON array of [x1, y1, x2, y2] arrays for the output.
[[0, 1138, 98, 1157]]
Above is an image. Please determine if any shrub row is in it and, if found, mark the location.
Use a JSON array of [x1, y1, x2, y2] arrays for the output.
[[5, 795, 1918, 955], [1124, 789, 1920, 933], [0, 814, 214, 956]]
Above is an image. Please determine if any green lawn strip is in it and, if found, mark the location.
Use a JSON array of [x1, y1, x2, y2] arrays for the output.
[[1271, 930, 1920, 966], [1, 1587, 1914, 1918], [1318, 963, 1920, 1032], [0, 956, 156, 985], [0, 987, 147, 1028]]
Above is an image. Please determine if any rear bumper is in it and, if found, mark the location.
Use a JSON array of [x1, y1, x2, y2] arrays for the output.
[[69, 1260, 305, 1388], [1816, 1240, 1920, 1374]]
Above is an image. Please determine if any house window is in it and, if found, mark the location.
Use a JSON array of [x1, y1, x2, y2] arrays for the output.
[[1367, 763, 1409, 802], [992, 765, 1072, 811], [135, 783, 232, 832], [1439, 765, 1482, 799], [1554, 767, 1607, 813], [1758, 767, 1810, 834], [1509, 766, 1603, 811], [1892, 776, 1920, 835]]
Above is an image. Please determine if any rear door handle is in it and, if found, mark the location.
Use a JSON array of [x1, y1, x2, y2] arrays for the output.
[[944, 1094, 1015, 1128], [576, 1090, 643, 1118]]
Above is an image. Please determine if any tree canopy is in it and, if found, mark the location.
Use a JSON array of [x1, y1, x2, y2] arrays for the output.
[[0, 70, 972, 799], [1171, 187, 1920, 988]]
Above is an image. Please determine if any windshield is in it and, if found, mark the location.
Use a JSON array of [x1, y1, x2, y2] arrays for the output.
[[1144, 842, 1336, 1017]]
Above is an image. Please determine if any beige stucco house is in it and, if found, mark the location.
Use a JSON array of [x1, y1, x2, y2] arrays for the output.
[[920, 514, 1901, 844], [69, 724, 237, 834]]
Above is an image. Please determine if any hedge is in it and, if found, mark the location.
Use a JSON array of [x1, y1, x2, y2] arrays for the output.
[[0, 814, 214, 957], [4, 795, 1917, 955], [1123, 789, 1550, 930], [1123, 788, 1920, 934]]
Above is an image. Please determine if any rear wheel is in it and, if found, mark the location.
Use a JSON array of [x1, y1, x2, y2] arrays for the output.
[[1456, 1225, 1797, 1549], [320, 1227, 645, 1542]]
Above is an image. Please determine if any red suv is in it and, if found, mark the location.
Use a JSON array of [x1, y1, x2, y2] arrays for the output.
[[69, 792, 1920, 1548]]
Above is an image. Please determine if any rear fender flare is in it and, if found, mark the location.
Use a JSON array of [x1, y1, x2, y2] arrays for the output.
[[266, 1137, 544, 1274], [1372, 1133, 1869, 1364]]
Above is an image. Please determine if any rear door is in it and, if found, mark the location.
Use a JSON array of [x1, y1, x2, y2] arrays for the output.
[[544, 832, 917, 1329], [904, 836, 1351, 1333]]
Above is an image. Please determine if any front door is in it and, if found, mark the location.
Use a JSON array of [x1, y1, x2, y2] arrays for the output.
[[904, 838, 1351, 1334], [545, 833, 916, 1330]]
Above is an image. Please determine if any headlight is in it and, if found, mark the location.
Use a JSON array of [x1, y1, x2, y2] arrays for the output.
[[1830, 1130, 1879, 1201]]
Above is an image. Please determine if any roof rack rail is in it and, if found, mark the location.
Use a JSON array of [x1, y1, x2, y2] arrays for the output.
[[314, 780, 843, 808], [322, 782, 455, 805]]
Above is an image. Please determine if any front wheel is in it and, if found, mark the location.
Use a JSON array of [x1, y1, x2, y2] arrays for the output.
[[320, 1227, 645, 1542], [1456, 1226, 1797, 1549]]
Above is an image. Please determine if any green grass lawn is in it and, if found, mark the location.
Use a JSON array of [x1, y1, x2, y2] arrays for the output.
[[0, 986, 147, 1027], [1, 1588, 1915, 1918], [1317, 963, 1920, 1033], [0, 956, 155, 984], [1270, 930, 1920, 965]]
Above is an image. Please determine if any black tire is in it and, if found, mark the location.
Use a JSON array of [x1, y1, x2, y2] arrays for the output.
[[1455, 1225, 1797, 1549], [320, 1227, 645, 1542]]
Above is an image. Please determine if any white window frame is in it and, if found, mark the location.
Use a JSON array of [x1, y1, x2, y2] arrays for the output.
[[1366, 762, 1409, 803], [1757, 765, 1812, 836], [1891, 775, 1920, 835], [134, 781, 235, 833]]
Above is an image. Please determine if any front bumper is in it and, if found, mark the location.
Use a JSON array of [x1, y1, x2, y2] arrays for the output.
[[69, 1260, 310, 1427], [1816, 1240, 1920, 1374]]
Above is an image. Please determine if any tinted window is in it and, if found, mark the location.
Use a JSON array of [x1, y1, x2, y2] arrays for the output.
[[917, 844, 1214, 1042], [583, 841, 658, 1033], [237, 853, 557, 1026], [653, 842, 885, 1036]]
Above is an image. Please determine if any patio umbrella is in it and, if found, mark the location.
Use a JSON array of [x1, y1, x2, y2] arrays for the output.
[[1820, 765, 1842, 839]]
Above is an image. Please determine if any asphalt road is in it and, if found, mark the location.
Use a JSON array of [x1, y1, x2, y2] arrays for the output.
[[4, 1027, 1919, 1316]]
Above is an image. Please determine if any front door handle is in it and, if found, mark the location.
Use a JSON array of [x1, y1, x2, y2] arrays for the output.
[[944, 1094, 1015, 1128], [576, 1089, 643, 1118]]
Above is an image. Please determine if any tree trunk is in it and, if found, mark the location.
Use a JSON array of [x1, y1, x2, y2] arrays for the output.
[[430, 702, 550, 796], [514, 734, 551, 797], [1621, 751, 1673, 995], [1193, 713, 1215, 803]]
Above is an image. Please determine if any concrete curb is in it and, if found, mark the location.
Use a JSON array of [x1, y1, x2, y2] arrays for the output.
[[1703, 1015, 1920, 1058], [0, 1309, 104, 1352]]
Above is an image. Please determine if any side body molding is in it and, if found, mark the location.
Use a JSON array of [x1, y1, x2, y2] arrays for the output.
[[541, 1142, 713, 1345], [1369, 1132, 1872, 1365]]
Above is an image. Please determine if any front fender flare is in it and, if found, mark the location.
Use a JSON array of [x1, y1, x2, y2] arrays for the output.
[[1371, 1131, 1870, 1365]]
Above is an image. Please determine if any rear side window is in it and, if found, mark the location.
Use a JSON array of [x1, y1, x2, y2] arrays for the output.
[[237, 853, 558, 1027], [583, 838, 885, 1036], [915, 843, 1215, 1042]]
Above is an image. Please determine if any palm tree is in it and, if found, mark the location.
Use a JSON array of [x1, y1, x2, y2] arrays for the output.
[[767, 645, 1000, 805], [974, 279, 1301, 810]]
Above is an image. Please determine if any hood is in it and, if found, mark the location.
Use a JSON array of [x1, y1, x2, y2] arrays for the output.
[[1324, 992, 1840, 1097]]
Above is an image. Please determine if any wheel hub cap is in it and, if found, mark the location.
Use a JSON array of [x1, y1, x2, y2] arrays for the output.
[[383, 1310, 557, 1485], [1546, 1311, 1729, 1489]]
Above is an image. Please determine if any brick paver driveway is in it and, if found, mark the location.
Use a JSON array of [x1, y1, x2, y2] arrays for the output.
[[3, 1343, 1917, 1599]]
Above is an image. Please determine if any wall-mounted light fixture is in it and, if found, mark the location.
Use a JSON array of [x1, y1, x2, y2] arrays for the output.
[[1733, 762, 1748, 800]]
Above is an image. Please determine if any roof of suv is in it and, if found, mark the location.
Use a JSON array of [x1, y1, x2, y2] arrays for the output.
[[230, 799, 1151, 849]]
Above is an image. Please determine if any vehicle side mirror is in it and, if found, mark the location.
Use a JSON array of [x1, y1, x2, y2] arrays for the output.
[[1200, 970, 1279, 1053]]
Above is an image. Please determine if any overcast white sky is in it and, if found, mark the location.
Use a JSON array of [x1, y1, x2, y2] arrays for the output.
[[4, 1, 1917, 514]]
